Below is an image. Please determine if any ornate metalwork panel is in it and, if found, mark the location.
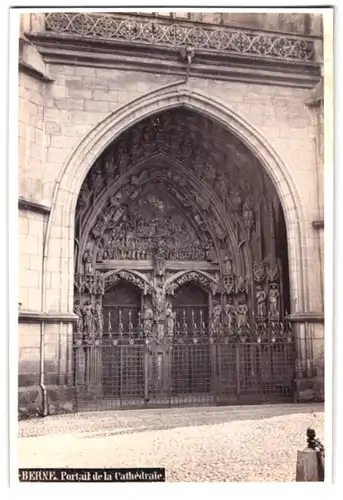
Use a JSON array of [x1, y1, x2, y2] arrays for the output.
[[45, 12, 315, 61]]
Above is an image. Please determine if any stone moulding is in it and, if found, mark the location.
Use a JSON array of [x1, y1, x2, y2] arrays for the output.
[[45, 12, 316, 62], [19, 311, 78, 323], [26, 31, 321, 89], [18, 59, 55, 83], [287, 312, 324, 324], [18, 197, 51, 215]]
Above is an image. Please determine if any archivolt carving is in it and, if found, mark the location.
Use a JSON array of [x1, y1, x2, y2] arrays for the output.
[[103, 269, 154, 294], [76, 110, 269, 236], [165, 270, 219, 296]]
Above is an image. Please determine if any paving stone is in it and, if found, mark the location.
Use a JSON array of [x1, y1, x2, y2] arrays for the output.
[[18, 404, 324, 482]]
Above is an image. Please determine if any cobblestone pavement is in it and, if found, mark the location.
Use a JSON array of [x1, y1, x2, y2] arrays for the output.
[[18, 403, 324, 482]]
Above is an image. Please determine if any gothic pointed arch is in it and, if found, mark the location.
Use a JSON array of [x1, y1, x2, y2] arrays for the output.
[[45, 84, 306, 324], [69, 87, 300, 409]]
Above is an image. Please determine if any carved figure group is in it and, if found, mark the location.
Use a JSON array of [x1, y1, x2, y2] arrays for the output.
[[73, 299, 104, 338]]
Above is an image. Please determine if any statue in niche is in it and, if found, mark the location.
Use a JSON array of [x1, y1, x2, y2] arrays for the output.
[[82, 300, 94, 337], [268, 283, 280, 318], [74, 300, 83, 335], [223, 253, 233, 275], [153, 237, 169, 277], [256, 285, 267, 318], [94, 301, 104, 336], [231, 191, 242, 213], [211, 302, 222, 332], [143, 305, 154, 336], [224, 297, 236, 330], [242, 198, 254, 239], [212, 220, 226, 241], [195, 193, 210, 212], [217, 174, 228, 202], [108, 191, 124, 210], [102, 155, 115, 180], [91, 213, 107, 239], [152, 285, 165, 320], [165, 303, 176, 338], [96, 238, 105, 262], [237, 299, 248, 328], [83, 250, 93, 274], [203, 163, 216, 185], [94, 271, 105, 295]]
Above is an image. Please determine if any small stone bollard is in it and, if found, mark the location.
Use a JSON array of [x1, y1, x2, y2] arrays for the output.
[[296, 428, 325, 482]]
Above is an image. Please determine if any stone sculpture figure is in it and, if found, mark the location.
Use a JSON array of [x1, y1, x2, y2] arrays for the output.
[[231, 191, 242, 212], [224, 298, 236, 330], [94, 301, 104, 336], [165, 304, 176, 338], [242, 197, 254, 239], [83, 300, 94, 336], [268, 283, 280, 318], [96, 238, 104, 262], [256, 285, 267, 317], [74, 300, 83, 335], [223, 253, 233, 275], [83, 250, 93, 274], [153, 237, 169, 277], [143, 306, 154, 336], [153, 283, 165, 319], [212, 303, 222, 332], [237, 300, 248, 328]]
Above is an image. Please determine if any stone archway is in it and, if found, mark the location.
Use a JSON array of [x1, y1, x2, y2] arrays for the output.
[[69, 102, 301, 410], [44, 84, 306, 321]]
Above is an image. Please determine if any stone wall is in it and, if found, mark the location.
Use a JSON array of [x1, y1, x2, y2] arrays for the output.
[[19, 207, 45, 310]]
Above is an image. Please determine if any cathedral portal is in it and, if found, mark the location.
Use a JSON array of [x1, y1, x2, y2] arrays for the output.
[[72, 108, 294, 410]]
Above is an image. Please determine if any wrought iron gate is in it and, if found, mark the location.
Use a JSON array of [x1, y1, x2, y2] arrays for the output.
[[72, 319, 295, 411]]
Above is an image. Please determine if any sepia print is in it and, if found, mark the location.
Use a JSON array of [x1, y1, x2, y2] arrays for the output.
[[16, 9, 330, 483]]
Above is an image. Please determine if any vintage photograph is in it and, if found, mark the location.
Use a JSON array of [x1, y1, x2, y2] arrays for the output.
[[16, 8, 330, 483]]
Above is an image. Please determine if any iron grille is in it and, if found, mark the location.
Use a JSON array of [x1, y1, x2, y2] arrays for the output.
[[72, 329, 295, 412]]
